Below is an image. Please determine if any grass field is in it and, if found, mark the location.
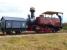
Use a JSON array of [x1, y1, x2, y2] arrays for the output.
[[0, 32, 67, 50]]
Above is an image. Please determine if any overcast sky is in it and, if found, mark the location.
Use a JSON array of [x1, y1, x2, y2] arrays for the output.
[[0, 0, 66, 23]]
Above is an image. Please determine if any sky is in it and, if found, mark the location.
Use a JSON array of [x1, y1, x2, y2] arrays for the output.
[[0, 0, 66, 23]]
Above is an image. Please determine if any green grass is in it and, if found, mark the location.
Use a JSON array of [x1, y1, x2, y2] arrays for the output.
[[0, 33, 67, 50], [63, 26, 67, 30], [63, 23, 67, 30]]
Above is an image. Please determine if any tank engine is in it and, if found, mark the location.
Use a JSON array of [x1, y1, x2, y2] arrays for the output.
[[27, 7, 63, 33]]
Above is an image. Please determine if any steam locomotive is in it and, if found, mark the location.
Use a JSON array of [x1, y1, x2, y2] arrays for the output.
[[1, 7, 63, 34]]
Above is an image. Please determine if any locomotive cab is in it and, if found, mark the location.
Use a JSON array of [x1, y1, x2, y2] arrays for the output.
[[35, 11, 63, 33], [42, 11, 63, 28]]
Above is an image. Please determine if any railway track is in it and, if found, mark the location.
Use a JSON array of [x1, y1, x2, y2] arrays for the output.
[[0, 31, 67, 38]]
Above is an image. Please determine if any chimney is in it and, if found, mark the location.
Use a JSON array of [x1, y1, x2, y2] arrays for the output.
[[30, 7, 35, 18]]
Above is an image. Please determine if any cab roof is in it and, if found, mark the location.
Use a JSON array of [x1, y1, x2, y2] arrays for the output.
[[42, 11, 63, 15]]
